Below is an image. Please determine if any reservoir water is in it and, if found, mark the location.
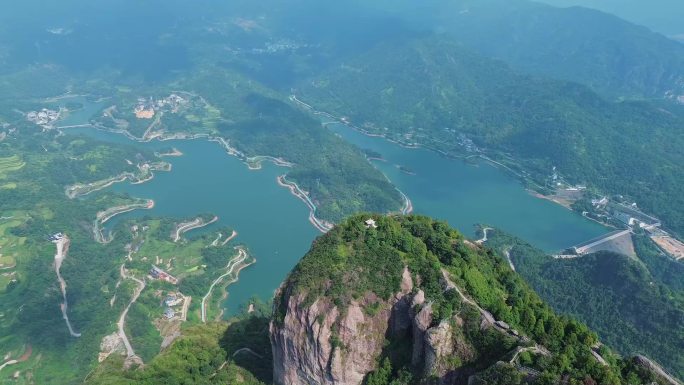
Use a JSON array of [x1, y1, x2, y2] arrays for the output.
[[65, 122, 319, 315], [327, 123, 607, 252], [61, 102, 607, 316]]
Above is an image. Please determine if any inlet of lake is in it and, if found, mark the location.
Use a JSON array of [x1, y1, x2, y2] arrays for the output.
[[61, 106, 606, 316]]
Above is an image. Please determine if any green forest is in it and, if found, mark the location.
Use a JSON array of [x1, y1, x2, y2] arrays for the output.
[[275, 214, 671, 384], [485, 229, 684, 378], [299, 36, 684, 238]]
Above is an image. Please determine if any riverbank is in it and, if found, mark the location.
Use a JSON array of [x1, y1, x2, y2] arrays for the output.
[[221, 230, 238, 246], [397, 189, 413, 215], [246, 155, 294, 170], [276, 175, 334, 233], [529, 190, 573, 210]]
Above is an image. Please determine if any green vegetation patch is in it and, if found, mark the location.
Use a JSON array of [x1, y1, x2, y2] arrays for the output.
[[486, 229, 684, 379], [86, 323, 266, 385], [0, 155, 25, 179], [277, 214, 661, 384]]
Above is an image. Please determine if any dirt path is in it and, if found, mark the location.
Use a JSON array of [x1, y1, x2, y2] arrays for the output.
[[53, 236, 81, 337], [0, 360, 17, 372], [509, 345, 550, 364], [201, 248, 248, 323], [180, 295, 191, 322], [232, 348, 263, 359], [117, 264, 145, 361]]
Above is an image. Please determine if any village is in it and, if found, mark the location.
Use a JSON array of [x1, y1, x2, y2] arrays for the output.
[[25, 108, 61, 128], [133, 93, 189, 119]]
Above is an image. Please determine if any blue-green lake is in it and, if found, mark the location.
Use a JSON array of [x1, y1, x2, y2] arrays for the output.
[[62, 104, 607, 316], [326, 123, 607, 252]]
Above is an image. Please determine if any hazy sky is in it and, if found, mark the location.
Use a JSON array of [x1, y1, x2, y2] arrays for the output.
[[536, 0, 684, 39]]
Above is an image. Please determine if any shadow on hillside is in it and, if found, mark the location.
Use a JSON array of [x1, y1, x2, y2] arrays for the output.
[[220, 314, 273, 383]]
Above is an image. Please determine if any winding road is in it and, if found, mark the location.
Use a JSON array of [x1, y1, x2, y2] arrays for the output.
[[476, 227, 493, 244], [172, 216, 218, 243], [201, 247, 248, 323], [53, 236, 81, 337], [117, 264, 145, 361]]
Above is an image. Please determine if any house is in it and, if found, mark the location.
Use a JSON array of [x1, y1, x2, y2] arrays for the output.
[[150, 265, 179, 284], [163, 308, 176, 319], [165, 295, 183, 307], [614, 211, 638, 227], [365, 219, 378, 229]]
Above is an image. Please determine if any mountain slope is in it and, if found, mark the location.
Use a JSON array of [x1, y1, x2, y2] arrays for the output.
[[485, 229, 684, 378], [299, 36, 684, 237], [271, 214, 672, 384], [375, 0, 684, 100]]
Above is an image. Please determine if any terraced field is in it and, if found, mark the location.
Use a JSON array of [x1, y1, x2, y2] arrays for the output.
[[0, 155, 25, 179], [0, 212, 29, 292]]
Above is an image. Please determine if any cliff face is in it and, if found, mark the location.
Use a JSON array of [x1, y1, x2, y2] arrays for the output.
[[270, 268, 413, 385], [271, 267, 473, 385]]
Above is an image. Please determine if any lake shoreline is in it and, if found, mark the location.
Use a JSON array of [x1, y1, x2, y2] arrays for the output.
[[277, 175, 334, 233], [60, 123, 332, 233], [291, 94, 571, 213]]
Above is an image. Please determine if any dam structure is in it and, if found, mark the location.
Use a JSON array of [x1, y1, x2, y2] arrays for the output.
[[555, 229, 635, 259]]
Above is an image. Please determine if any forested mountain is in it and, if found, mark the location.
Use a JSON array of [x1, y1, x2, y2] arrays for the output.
[[485, 229, 684, 379], [299, 36, 684, 237], [273, 215, 676, 384], [535, 0, 684, 38], [90, 215, 678, 385], [368, 0, 684, 100], [1, 1, 682, 383]]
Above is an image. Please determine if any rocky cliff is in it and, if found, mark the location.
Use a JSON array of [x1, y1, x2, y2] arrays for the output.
[[269, 214, 678, 385], [270, 265, 479, 385], [270, 267, 414, 385]]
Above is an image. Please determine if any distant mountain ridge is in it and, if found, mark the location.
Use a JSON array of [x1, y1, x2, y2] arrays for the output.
[[373, 0, 684, 101]]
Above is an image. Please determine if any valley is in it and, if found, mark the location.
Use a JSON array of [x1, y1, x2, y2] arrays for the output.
[[0, 0, 682, 383]]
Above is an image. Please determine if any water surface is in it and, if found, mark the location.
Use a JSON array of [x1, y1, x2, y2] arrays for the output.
[[63, 107, 607, 316], [328, 123, 607, 252], [67, 126, 319, 315]]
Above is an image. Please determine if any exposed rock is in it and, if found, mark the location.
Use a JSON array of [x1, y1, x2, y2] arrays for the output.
[[272, 268, 440, 385], [400, 267, 414, 293], [411, 302, 433, 368], [633, 355, 682, 385], [98, 332, 126, 363], [271, 289, 395, 385], [390, 268, 414, 337], [412, 289, 425, 307], [271, 265, 488, 385], [424, 320, 454, 377]]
